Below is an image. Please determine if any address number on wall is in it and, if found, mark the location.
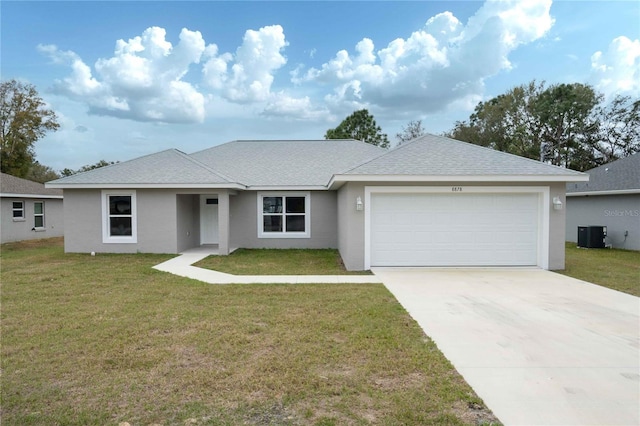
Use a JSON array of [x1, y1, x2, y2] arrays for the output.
[[451, 186, 463, 192]]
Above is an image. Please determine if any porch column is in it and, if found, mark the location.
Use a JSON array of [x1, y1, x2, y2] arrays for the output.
[[218, 191, 230, 255]]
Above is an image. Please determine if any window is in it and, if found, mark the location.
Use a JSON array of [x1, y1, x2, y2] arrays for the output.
[[34, 201, 45, 229], [258, 192, 310, 238], [12, 201, 24, 220], [102, 191, 137, 243]]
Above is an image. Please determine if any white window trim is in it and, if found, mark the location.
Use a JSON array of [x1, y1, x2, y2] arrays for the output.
[[101, 190, 138, 244], [257, 192, 310, 239], [12, 200, 25, 221], [33, 201, 45, 230]]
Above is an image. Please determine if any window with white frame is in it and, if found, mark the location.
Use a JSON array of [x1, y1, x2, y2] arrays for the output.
[[102, 190, 137, 243], [258, 192, 310, 238], [34, 201, 45, 229], [12, 201, 24, 220]]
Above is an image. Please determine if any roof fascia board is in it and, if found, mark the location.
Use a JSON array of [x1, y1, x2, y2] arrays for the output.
[[0, 193, 63, 199], [45, 183, 247, 190], [246, 185, 328, 191], [567, 189, 640, 197], [328, 174, 589, 188]]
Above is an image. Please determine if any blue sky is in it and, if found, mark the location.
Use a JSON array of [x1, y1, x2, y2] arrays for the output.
[[2, 1, 639, 171]]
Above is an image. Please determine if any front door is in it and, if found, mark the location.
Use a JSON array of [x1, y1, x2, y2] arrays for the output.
[[200, 196, 219, 244]]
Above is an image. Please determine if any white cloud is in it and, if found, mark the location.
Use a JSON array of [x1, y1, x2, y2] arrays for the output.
[[262, 92, 331, 121], [591, 36, 640, 97], [203, 25, 288, 103], [297, 0, 554, 113], [39, 27, 207, 123]]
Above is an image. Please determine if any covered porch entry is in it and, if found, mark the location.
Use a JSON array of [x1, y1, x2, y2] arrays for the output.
[[175, 190, 233, 255]]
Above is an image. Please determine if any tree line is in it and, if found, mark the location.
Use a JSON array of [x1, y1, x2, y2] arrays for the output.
[[444, 81, 639, 171], [1, 79, 638, 182], [326, 82, 639, 171]]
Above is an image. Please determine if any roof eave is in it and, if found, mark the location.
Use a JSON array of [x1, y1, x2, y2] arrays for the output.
[[246, 185, 329, 191], [45, 183, 247, 190], [328, 174, 590, 189], [567, 189, 640, 197], [0, 193, 63, 199]]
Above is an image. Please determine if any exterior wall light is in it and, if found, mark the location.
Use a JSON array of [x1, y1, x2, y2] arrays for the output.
[[356, 196, 363, 211], [552, 196, 563, 210]]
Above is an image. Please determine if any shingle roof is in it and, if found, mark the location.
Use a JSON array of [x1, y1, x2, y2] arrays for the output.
[[567, 153, 640, 193], [342, 134, 586, 177], [1, 173, 63, 197], [48, 149, 234, 186], [47, 136, 588, 189], [190, 140, 385, 187]]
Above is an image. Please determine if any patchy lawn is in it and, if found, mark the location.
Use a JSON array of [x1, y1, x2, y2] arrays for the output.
[[194, 248, 372, 275], [1, 238, 499, 425], [561, 242, 640, 297]]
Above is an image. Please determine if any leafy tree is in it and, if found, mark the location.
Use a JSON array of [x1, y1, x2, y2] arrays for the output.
[[60, 159, 117, 177], [446, 80, 638, 171], [590, 95, 640, 164], [396, 119, 425, 145], [26, 161, 59, 183], [533, 83, 601, 170], [446, 81, 545, 160], [325, 109, 389, 148], [1, 80, 59, 177]]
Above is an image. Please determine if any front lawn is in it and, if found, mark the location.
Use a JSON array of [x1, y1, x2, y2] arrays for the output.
[[561, 242, 640, 297], [1, 238, 498, 425], [194, 248, 372, 275]]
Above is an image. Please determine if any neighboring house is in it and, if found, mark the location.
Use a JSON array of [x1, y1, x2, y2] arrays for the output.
[[46, 134, 587, 270], [1, 173, 64, 243], [566, 153, 640, 250]]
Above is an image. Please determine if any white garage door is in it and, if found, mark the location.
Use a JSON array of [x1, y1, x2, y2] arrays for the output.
[[370, 192, 539, 266]]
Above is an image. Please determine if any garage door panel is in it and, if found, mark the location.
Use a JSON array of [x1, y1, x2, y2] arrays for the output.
[[370, 192, 539, 267]]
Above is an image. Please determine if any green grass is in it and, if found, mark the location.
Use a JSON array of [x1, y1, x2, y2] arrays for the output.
[[560, 242, 640, 297], [194, 248, 372, 275], [1, 238, 499, 425]]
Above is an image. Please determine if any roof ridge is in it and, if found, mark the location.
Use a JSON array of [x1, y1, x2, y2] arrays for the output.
[[336, 148, 390, 175], [425, 133, 587, 176], [336, 134, 428, 175], [585, 151, 639, 172], [50, 149, 179, 183], [172, 150, 238, 184]]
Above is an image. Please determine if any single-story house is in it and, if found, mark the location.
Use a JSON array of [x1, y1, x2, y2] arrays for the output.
[[46, 134, 587, 270], [566, 153, 639, 250], [1, 172, 64, 243]]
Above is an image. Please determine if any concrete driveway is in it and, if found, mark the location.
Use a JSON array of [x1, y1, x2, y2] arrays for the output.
[[374, 268, 639, 426]]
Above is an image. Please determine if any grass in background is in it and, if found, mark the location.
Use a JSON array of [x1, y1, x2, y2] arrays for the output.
[[194, 248, 372, 275], [1, 238, 499, 425], [561, 242, 640, 297]]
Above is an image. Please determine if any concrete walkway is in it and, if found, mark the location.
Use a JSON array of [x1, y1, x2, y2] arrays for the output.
[[152, 247, 382, 284], [375, 267, 640, 426]]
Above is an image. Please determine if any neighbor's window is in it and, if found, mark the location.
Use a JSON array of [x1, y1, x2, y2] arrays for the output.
[[34, 201, 45, 229], [12, 201, 24, 220], [102, 191, 137, 243], [258, 193, 310, 238]]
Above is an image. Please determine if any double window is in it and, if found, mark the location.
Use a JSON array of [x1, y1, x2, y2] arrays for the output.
[[258, 192, 310, 238], [102, 191, 137, 243]]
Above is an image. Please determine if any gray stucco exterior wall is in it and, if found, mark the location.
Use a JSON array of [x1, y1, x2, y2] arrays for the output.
[[566, 194, 640, 250], [337, 183, 366, 270], [63, 189, 179, 253], [548, 183, 567, 270], [63, 188, 336, 254], [336, 181, 568, 271], [229, 191, 338, 250], [1, 197, 64, 243]]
